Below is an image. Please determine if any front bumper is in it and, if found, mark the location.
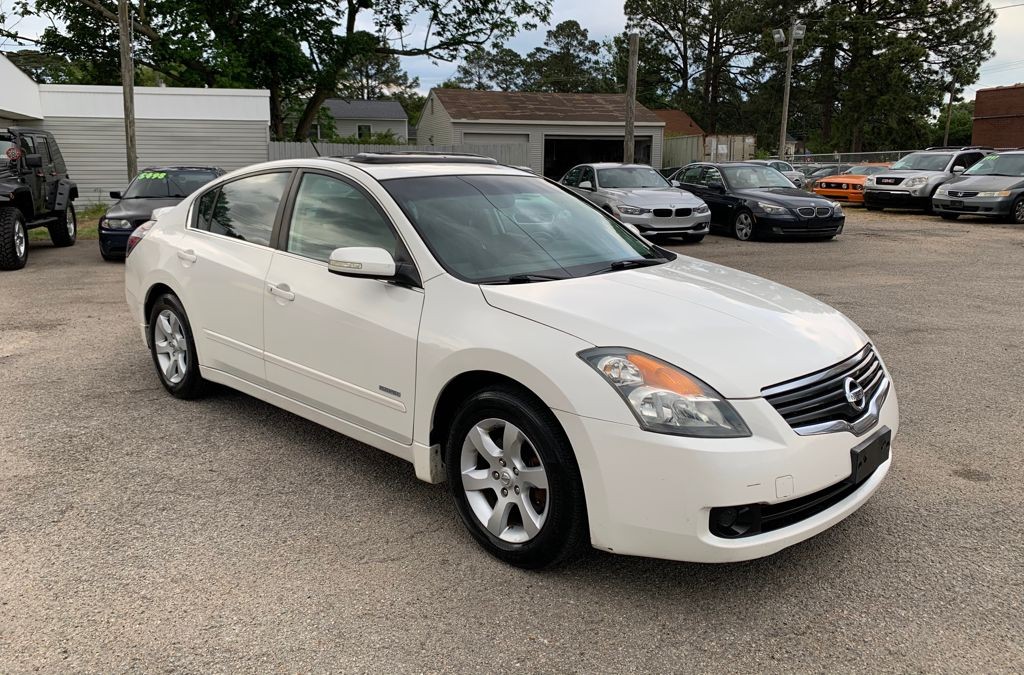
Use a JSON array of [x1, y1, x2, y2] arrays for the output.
[[814, 187, 864, 204], [863, 189, 930, 210], [98, 227, 132, 256], [557, 383, 898, 563], [932, 195, 1013, 216], [756, 213, 845, 238], [617, 209, 711, 235]]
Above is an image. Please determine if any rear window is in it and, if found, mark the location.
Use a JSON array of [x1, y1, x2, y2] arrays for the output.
[[122, 169, 220, 199]]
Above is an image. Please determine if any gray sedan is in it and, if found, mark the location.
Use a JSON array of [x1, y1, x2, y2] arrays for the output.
[[932, 151, 1024, 223], [560, 163, 711, 242]]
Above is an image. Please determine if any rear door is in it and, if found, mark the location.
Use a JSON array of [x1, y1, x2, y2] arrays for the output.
[[262, 169, 424, 444], [178, 170, 294, 386]]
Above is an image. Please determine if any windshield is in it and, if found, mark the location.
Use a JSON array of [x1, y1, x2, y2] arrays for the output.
[[122, 169, 219, 199], [963, 153, 1024, 177], [891, 153, 951, 172], [383, 175, 662, 283], [596, 167, 670, 189], [721, 166, 793, 189], [843, 165, 888, 176]]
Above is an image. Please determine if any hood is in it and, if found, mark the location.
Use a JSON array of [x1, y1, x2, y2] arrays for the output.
[[733, 187, 835, 205], [942, 175, 1024, 191], [820, 174, 868, 185], [105, 196, 183, 221], [482, 256, 868, 398], [602, 187, 703, 207], [877, 169, 943, 178]]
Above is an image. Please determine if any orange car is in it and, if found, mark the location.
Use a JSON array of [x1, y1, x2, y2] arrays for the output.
[[813, 164, 891, 204]]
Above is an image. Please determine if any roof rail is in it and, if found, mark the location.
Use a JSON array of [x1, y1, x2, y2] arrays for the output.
[[343, 151, 498, 165], [923, 145, 994, 151]]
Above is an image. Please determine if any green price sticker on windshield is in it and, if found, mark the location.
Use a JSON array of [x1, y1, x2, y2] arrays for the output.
[[137, 171, 167, 180]]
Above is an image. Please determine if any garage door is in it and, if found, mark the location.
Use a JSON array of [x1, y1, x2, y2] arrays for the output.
[[462, 132, 530, 145]]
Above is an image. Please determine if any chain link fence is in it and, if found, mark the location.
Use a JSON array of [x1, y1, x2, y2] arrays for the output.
[[772, 150, 919, 167]]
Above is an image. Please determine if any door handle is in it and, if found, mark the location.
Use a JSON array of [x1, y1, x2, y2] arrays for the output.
[[267, 283, 295, 302], [177, 249, 198, 263]]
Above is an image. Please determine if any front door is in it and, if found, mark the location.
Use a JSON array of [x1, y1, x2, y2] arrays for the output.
[[17, 135, 45, 217], [263, 170, 423, 444], [178, 170, 293, 386]]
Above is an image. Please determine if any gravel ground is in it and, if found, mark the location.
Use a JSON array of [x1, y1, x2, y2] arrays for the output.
[[1, 209, 1022, 673]]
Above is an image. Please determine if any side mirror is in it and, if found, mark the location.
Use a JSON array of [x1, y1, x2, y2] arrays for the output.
[[109, 191, 122, 199], [328, 246, 396, 279], [952, 165, 965, 174], [671, 180, 681, 188], [578, 180, 593, 190], [25, 154, 43, 168]]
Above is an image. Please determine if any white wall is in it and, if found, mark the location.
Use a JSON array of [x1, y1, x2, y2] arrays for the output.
[[37, 84, 269, 121], [0, 54, 43, 120]]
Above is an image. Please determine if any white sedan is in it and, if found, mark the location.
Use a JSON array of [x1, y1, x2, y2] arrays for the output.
[[125, 154, 898, 568]]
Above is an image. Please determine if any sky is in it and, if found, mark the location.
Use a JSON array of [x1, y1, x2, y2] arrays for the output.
[[2, 0, 1023, 99]]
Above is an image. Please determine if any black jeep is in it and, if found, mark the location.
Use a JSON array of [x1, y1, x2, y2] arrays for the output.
[[1, 128, 79, 270]]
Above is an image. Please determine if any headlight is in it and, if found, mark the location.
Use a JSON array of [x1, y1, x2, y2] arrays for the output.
[[831, 202, 844, 215], [977, 190, 1011, 197], [695, 204, 710, 214], [865, 176, 876, 186], [904, 177, 928, 188], [934, 187, 948, 195], [579, 348, 751, 438], [756, 201, 788, 215], [104, 218, 133, 230], [616, 205, 651, 215]]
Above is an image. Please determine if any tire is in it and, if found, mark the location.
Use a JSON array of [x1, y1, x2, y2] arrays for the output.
[[1011, 197, 1024, 225], [0, 207, 28, 271], [940, 213, 960, 221], [444, 384, 588, 569], [48, 204, 77, 247], [733, 210, 756, 241], [148, 293, 207, 399], [681, 233, 705, 243]]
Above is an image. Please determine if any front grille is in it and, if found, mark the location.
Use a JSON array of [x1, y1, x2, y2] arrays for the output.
[[762, 344, 886, 432], [815, 206, 832, 217], [947, 191, 978, 198], [797, 206, 815, 217], [674, 207, 692, 217], [653, 208, 672, 217], [876, 176, 904, 185]]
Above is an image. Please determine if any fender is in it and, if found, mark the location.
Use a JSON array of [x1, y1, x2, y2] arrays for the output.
[[54, 179, 77, 211]]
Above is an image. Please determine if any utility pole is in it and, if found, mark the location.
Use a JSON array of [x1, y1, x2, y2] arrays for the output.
[[623, 33, 639, 164], [773, 19, 804, 160], [118, 0, 138, 179], [943, 77, 956, 146]]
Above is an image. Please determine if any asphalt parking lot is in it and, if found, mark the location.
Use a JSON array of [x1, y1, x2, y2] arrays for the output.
[[1, 208, 1022, 672]]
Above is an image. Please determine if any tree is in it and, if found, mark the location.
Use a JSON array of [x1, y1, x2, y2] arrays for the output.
[[930, 100, 974, 147], [523, 20, 612, 93], [335, 52, 419, 101], [26, 0, 552, 139]]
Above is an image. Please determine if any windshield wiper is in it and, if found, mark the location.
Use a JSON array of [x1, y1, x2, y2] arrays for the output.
[[482, 273, 567, 285], [585, 257, 668, 276]]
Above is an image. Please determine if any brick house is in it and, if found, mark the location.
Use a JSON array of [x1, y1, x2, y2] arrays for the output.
[[972, 84, 1024, 148]]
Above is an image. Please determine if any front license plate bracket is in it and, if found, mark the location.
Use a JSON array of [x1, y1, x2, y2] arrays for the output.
[[851, 427, 891, 485]]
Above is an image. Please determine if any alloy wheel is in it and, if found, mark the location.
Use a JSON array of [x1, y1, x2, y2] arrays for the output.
[[66, 207, 76, 237], [13, 220, 26, 260], [735, 212, 754, 240], [153, 309, 188, 384], [460, 418, 550, 543], [1015, 199, 1024, 224]]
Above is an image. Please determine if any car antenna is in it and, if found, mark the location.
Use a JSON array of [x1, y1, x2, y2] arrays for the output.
[[309, 138, 321, 157]]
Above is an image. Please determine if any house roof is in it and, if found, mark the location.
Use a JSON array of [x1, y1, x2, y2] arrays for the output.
[[651, 109, 704, 136], [431, 89, 663, 124], [323, 99, 407, 120]]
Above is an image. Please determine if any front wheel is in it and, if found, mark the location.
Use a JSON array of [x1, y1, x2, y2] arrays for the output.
[[0, 207, 28, 270], [148, 294, 207, 399], [733, 210, 755, 241], [1010, 197, 1024, 225], [444, 385, 588, 569], [48, 204, 77, 247]]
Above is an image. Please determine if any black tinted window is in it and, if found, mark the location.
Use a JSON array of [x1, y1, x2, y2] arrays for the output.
[[123, 169, 220, 199], [202, 172, 289, 246], [286, 173, 397, 262], [580, 166, 595, 185], [196, 189, 218, 231], [33, 136, 51, 165], [562, 167, 582, 187], [681, 166, 703, 183]]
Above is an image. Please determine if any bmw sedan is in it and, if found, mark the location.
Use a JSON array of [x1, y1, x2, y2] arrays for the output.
[[125, 153, 897, 568], [671, 163, 845, 240]]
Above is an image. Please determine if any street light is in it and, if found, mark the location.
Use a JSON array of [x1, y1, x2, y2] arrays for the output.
[[773, 19, 805, 160]]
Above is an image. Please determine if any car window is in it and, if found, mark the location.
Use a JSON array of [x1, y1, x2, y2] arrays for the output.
[[703, 167, 723, 185], [196, 172, 290, 246], [196, 189, 218, 231], [776, 161, 794, 172], [19, 135, 35, 156], [580, 166, 595, 186], [963, 153, 1024, 177], [286, 173, 397, 262], [33, 136, 51, 166], [123, 169, 220, 199], [562, 166, 582, 187], [595, 166, 670, 189], [681, 166, 703, 184], [383, 175, 660, 283], [955, 153, 983, 170]]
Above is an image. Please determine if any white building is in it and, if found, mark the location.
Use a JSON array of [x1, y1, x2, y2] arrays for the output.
[[1, 54, 270, 202], [319, 99, 409, 142], [416, 89, 665, 178]]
